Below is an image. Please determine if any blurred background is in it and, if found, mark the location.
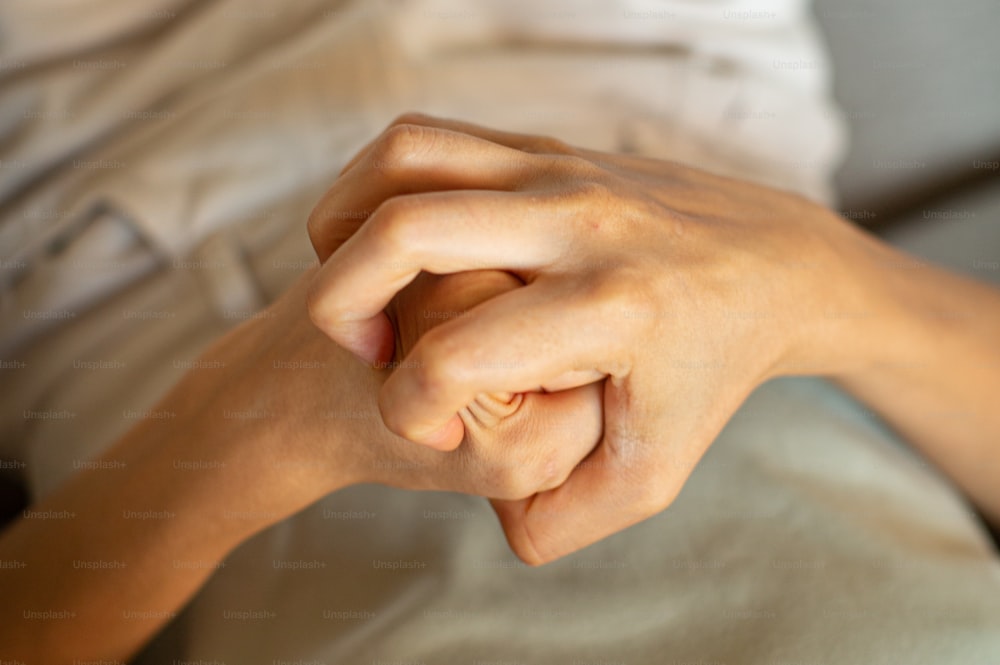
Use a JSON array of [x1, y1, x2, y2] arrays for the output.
[[813, 0, 999, 279]]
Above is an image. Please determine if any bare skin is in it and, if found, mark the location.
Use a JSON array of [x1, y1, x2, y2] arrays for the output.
[[307, 113, 1000, 565], [0, 269, 602, 664]]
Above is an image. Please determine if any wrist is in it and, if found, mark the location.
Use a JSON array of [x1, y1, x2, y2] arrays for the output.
[[159, 313, 363, 530], [773, 212, 920, 380]]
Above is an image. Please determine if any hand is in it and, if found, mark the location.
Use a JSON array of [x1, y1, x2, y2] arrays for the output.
[[0, 265, 603, 664], [306, 114, 878, 563], [209, 268, 602, 507]]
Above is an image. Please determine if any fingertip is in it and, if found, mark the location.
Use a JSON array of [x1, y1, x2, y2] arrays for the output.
[[489, 497, 551, 567], [507, 529, 558, 568], [413, 414, 465, 451], [340, 313, 395, 368], [382, 406, 466, 451], [368, 324, 397, 370]]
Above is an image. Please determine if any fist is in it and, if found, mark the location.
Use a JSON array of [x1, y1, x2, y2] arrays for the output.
[[373, 269, 605, 500]]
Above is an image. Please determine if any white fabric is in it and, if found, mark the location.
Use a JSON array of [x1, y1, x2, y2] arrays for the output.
[[0, 0, 845, 352], [2, 1, 999, 663]]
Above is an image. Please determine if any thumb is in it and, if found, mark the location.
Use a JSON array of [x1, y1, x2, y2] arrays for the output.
[[386, 270, 604, 489], [386, 270, 526, 449]]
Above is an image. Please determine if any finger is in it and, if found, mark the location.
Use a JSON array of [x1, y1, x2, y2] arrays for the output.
[[363, 114, 675, 186], [465, 381, 604, 498], [389, 270, 526, 451], [337, 112, 576, 177], [310, 124, 539, 261], [492, 378, 684, 565], [368, 381, 604, 497], [379, 277, 630, 449], [388, 267, 526, 361], [534, 369, 607, 393], [307, 190, 568, 365]]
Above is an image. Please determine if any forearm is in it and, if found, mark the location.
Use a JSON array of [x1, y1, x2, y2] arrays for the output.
[[0, 321, 356, 663], [801, 220, 1000, 524]]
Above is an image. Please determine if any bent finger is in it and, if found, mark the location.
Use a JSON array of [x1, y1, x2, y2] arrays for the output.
[[307, 189, 567, 364], [379, 278, 630, 448], [337, 112, 577, 177], [310, 124, 539, 261], [493, 381, 682, 565]]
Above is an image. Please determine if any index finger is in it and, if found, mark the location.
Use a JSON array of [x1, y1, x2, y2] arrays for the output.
[[337, 112, 577, 176], [307, 189, 565, 365], [309, 123, 538, 262]]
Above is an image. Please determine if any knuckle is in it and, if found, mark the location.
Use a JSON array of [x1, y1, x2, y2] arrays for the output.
[[419, 324, 477, 384], [375, 390, 410, 440], [573, 177, 615, 203], [592, 271, 658, 337], [512, 539, 549, 567], [625, 470, 678, 518], [305, 205, 324, 246], [371, 124, 424, 175], [524, 134, 574, 155], [500, 511, 552, 566], [553, 154, 606, 180], [551, 176, 627, 239], [306, 200, 372, 263], [639, 483, 676, 518], [531, 448, 571, 493], [367, 197, 416, 260], [407, 360, 451, 407], [493, 465, 537, 501], [493, 402, 574, 493], [407, 333, 467, 400], [619, 268, 657, 312], [371, 123, 429, 174], [576, 271, 635, 320], [564, 179, 620, 227], [305, 278, 338, 333], [305, 202, 343, 262], [390, 111, 433, 128]]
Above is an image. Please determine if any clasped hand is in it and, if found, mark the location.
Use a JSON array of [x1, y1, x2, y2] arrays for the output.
[[306, 113, 871, 564]]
